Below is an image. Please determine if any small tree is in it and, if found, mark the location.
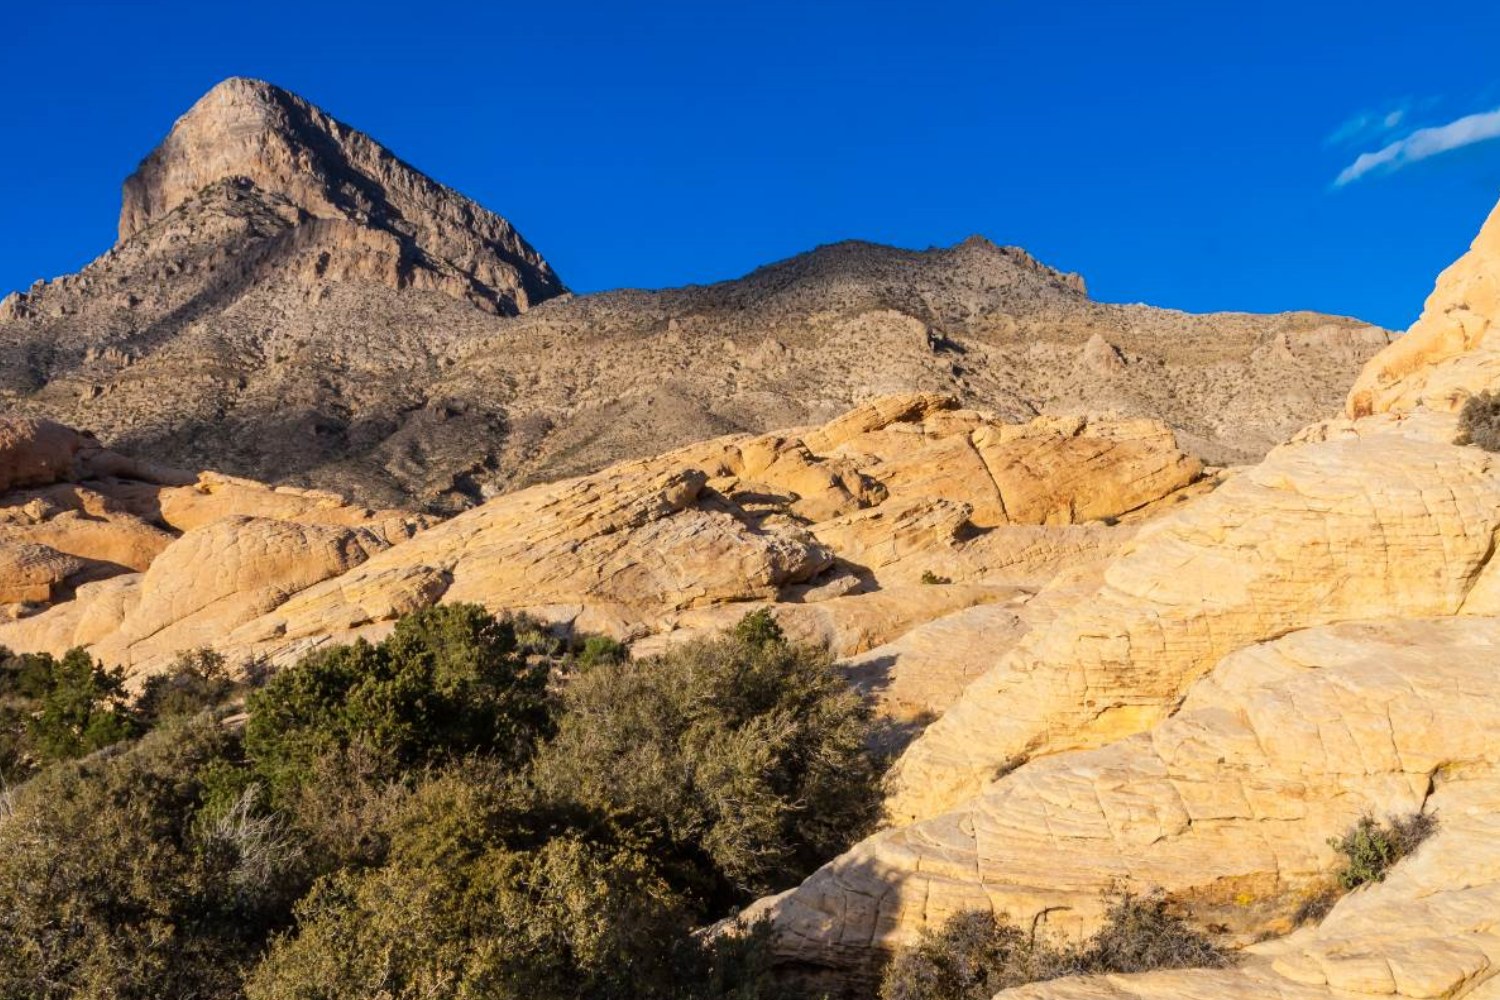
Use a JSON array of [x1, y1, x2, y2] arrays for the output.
[[531, 610, 881, 904], [27, 648, 138, 766], [245, 604, 552, 797]]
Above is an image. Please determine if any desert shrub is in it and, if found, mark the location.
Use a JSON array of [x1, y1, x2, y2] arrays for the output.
[[574, 633, 630, 667], [1077, 891, 1232, 973], [249, 836, 685, 1000], [732, 606, 786, 647], [248, 769, 774, 1000], [880, 894, 1230, 1000], [275, 742, 419, 872], [0, 607, 861, 1000], [1329, 812, 1437, 890], [0, 645, 138, 780], [244, 603, 551, 796], [0, 718, 300, 1000], [1457, 390, 1500, 451], [1291, 882, 1341, 926], [531, 610, 881, 902], [508, 611, 569, 656], [919, 570, 951, 585], [880, 909, 1068, 1000], [136, 647, 238, 724]]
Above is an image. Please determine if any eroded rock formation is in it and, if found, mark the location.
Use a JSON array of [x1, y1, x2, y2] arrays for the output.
[[0, 396, 1202, 696]]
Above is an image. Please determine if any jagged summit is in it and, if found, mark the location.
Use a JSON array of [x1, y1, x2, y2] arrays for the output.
[[119, 77, 564, 314]]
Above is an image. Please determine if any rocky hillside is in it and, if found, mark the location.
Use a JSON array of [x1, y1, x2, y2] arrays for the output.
[[0, 79, 1388, 511], [1, 192, 1499, 999], [741, 194, 1500, 998]]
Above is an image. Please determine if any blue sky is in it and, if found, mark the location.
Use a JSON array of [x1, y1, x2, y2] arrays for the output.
[[5, 1, 1500, 330]]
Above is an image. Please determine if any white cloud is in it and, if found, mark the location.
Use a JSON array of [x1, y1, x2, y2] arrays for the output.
[[1335, 107, 1500, 186], [1326, 101, 1411, 147]]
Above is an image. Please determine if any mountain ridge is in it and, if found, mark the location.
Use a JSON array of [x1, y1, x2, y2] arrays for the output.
[[0, 78, 1391, 511]]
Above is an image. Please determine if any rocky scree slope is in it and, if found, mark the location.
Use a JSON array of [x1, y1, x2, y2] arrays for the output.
[[0, 78, 1388, 511]]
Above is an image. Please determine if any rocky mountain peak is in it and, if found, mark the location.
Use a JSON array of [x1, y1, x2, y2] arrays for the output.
[[118, 77, 564, 314]]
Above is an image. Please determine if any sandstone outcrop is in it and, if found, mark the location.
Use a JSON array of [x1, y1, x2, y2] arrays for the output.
[[0, 417, 427, 631], [1000, 775, 1500, 999], [0, 396, 1202, 683], [87, 516, 397, 669], [881, 406, 1500, 826], [1348, 198, 1500, 417], [752, 618, 1498, 986]]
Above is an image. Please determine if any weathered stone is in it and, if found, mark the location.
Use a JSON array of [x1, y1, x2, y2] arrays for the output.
[[1348, 198, 1500, 417], [752, 618, 1500, 987], [883, 410, 1500, 826]]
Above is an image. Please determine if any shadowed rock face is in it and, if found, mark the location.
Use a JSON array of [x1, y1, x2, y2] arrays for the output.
[[0, 78, 1388, 513]]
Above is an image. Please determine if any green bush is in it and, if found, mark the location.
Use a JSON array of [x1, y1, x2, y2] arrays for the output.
[[0, 606, 873, 1000], [136, 647, 238, 724], [1329, 812, 1437, 890], [531, 610, 881, 902], [247, 768, 773, 1000], [1457, 390, 1500, 451], [731, 607, 785, 647], [244, 604, 551, 796], [0, 645, 138, 780], [919, 570, 951, 585], [0, 718, 299, 1000], [574, 633, 630, 667], [880, 893, 1230, 1000]]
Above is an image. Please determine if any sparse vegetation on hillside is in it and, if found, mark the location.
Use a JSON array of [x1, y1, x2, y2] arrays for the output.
[[0, 604, 877, 1000], [879, 893, 1231, 1000], [1456, 390, 1500, 451], [1329, 812, 1437, 890]]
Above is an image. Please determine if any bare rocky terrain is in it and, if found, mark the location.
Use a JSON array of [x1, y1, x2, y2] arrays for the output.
[[0, 78, 1389, 511]]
